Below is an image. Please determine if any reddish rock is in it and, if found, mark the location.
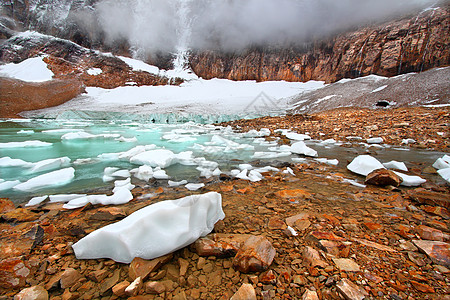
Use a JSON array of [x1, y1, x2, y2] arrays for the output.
[[363, 222, 383, 231], [1, 208, 40, 222], [318, 240, 350, 257], [332, 258, 360, 272], [178, 258, 189, 277], [321, 214, 341, 226], [302, 246, 329, 268], [193, 233, 251, 258], [416, 225, 445, 241], [112, 281, 130, 297], [233, 235, 276, 273], [0, 77, 85, 118], [353, 238, 396, 252], [302, 289, 319, 300], [363, 272, 383, 284], [307, 231, 345, 243], [129, 254, 172, 281], [99, 269, 120, 295], [410, 280, 435, 293], [88, 269, 108, 283], [89, 207, 127, 221], [230, 283, 257, 300], [275, 189, 311, 199], [336, 278, 368, 300], [422, 206, 450, 219], [268, 216, 286, 230], [285, 212, 310, 227], [14, 285, 48, 300], [0, 198, 15, 213], [145, 281, 166, 294], [60, 268, 82, 289], [259, 270, 277, 285], [412, 240, 450, 267], [365, 169, 403, 187], [407, 188, 450, 209], [0, 257, 30, 290]]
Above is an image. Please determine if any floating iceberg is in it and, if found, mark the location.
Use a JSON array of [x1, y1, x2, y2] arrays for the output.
[[0, 180, 21, 191], [72, 192, 225, 263], [29, 157, 71, 173], [347, 155, 385, 176], [130, 149, 176, 168], [0, 140, 52, 148], [290, 141, 318, 157], [13, 168, 75, 192], [0, 157, 33, 168]]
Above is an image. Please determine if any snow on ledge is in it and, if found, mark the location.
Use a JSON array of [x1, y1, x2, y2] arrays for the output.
[[0, 56, 54, 82]]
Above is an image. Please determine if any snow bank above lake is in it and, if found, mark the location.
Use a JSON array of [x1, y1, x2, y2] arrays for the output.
[[72, 192, 225, 263], [0, 56, 54, 82]]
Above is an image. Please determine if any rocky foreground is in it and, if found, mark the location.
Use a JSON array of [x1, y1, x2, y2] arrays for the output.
[[1, 107, 449, 300]]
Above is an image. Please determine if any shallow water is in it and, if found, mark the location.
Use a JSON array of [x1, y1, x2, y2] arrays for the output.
[[0, 117, 446, 205]]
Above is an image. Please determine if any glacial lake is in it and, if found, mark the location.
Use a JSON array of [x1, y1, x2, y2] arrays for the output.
[[0, 117, 446, 205]]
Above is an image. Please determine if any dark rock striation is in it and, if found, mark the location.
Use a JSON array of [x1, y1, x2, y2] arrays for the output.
[[190, 5, 449, 83]]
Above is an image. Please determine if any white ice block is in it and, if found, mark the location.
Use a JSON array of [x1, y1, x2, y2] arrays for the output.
[[72, 192, 225, 263]]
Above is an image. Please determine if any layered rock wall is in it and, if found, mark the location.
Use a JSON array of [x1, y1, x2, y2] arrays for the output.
[[190, 6, 450, 83]]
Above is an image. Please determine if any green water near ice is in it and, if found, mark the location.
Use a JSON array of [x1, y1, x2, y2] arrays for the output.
[[1, 116, 447, 205]]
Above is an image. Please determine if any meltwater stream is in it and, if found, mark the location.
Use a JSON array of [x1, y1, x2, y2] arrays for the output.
[[0, 116, 447, 205]]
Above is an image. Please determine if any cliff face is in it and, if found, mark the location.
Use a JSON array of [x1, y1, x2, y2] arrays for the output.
[[190, 6, 449, 83]]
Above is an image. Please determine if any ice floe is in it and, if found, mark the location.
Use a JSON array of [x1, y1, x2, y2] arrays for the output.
[[29, 157, 71, 173], [25, 195, 48, 207], [72, 192, 225, 263], [63, 187, 134, 210], [437, 168, 450, 183], [0, 140, 52, 148], [433, 155, 450, 170], [130, 149, 177, 168], [49, 194, 88, 203], [13, 168, 76, 192], [367, 137, 384, 144], [290, 141, 318, 157], [0, 180, 21, 191], [0, 157, 33, 168], [347, 155, 385, 176]]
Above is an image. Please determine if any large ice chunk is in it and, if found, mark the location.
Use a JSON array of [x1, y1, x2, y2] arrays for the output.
[[290, 141, 318, 157], [0, 140, 52, 148], [0, 157, 33, 168], [433, 155, 450, 170], [130, 149, 176, 168], [13, 168, 75, 192], [29, 157, 71, 173], [392, 171, 426, 187], [63, 187, 133, 209], [347, 155, 385, 176], [437, 168, 450, 183], [72, 192, 225, 263]]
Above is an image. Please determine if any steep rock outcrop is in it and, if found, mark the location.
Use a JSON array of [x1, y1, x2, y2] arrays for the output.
[[0, 76, 85, 118], [190, 6, 449, 83], [0, 31, 175, 89]]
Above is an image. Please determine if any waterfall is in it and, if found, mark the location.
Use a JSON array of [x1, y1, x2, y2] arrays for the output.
[[167, 0, 197, 80]]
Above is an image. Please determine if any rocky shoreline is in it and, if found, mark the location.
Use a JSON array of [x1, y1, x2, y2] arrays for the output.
[[1, 107, 449, 300]]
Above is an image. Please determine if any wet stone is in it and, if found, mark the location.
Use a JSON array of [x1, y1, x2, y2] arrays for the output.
[[336, 278, 368, 300], [416, 225, 445, 241], [365, 169, 402, 187], [412, 240, 450, 267], [193, 233, 251, 258], [233, 235, 276, 273], [230, 283, 257, 300], [129, 254, 172, 280], [0, 198, 15, 213], [14, 285, 48, 300], [112, 280, 130, 297]]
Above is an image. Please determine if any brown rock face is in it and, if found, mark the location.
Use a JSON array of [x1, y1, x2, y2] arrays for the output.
[[232, 235, 276, 273], [0, 77, 85, 118], [190, 6, 449, 83]]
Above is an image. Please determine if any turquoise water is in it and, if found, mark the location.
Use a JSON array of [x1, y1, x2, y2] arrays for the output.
[[0, 118, 275, 203]]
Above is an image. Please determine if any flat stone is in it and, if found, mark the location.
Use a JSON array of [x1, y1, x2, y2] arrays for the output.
[[410, 280, 435, 293], [145, 281, 166, 294], [1, 208, 40, 222], [302, 246, 328, 268], [332, 258, 360, 272], [233, 235, 276, 273], [14, 285, 48, 300], [293, 219, 311, 232], [319, 240, 350, 257], [363, 222, 383, 231], [0, 257, 31, 290], [193, 233, 251, 258], [422, 206, 450, 219], [178, 257, 189, 277], [112, 281, 130, 297], [129, 254, 172, 280], [307, 231, 345, 243], [407, 188, 450, 209], [88, 269, 108, 283], [336, 278, 368, 300], [275, 189, 311, 199], [352, 238, 396, 252], [302, 289, 319, 300], [285, 212, 309, 227], [60, 268, 82, 289], [412, 240, 450, 267], [268, 216, 286, 230], [365, 169, 402, 187], [89, 207, 127, 221], [259, 270, 277, 285], [99, 269, 120, 295], [416, 225, 444, 241], [230, 283, 257, 300]]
